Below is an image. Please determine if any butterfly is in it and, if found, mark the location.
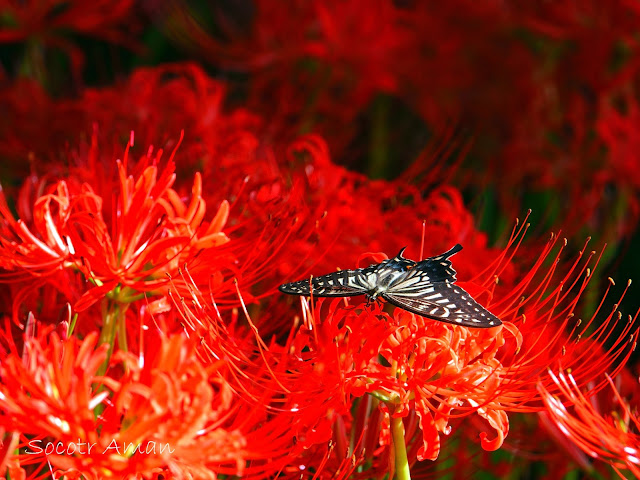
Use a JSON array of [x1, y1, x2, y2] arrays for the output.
[[278, 244, 501, 328]]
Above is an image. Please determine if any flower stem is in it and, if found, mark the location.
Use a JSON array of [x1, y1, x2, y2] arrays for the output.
[[97, 299, 129, 375], [98, 303, 118, 365], [391, 415, 411, 480]]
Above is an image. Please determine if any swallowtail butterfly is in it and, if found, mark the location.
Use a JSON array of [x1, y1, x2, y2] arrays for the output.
[[279, 244, 501, 328]]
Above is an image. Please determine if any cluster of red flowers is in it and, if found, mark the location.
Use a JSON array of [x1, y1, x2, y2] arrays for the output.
[[1, 2, 640, 479], [158, 0, 640, 238]]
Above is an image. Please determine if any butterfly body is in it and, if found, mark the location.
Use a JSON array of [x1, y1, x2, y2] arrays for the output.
[[278, 244, 501, 328]]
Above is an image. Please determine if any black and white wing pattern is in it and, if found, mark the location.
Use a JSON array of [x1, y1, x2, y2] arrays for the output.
[[385, 244, 461, 294], [382, 244, 501, 328], [278, 266, 374, 297], [278, 244, 501, 328], [278, 247, 415, 297], [383, 283, 501, 328]]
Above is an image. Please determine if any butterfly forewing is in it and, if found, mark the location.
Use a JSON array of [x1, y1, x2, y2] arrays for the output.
[[278, 268, 373, 297]]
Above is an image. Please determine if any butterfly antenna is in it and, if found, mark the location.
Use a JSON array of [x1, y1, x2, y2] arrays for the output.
[[420, 220, 426, 259]]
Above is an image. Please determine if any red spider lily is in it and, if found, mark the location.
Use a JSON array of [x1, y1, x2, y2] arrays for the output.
[[150, 0, 410, 152], [538, 369, 640, 478], [0, 65, 319, 321], [483, 236, 639, 411], [0, 319, 301, 479], [273, 135, 500, 281], [254, 221, 637, 477], [0, 0, 138, 81], [155, 1, 640, 238], [0, 0, 135, 44], [0, 140, 230, 320], [595, 99, 640, 236], [0, 64, 262, 184], [76, 63, 264, 174], [309, 301, 511, 460]]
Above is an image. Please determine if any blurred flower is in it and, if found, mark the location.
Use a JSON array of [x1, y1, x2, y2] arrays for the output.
[[0, 0, 135, 44], [0, 64, 262, 184], [274, 135, 499, 281], [0, 0, 138, 82], [594, 99, 640, 236], [154, 1, 640, 238]]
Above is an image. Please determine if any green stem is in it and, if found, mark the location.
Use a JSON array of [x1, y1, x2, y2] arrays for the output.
[[391, 415, 411, 480], [97, 300, 130, 375], [98, 304, 118, 372], [117, 305, 129, 353]]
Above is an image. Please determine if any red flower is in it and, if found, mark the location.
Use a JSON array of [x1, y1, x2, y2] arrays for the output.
[[539, 369, 640, 477], [0, 319, 300, 479], [0, 142, 230, 318], [152, 2, 640, 238], [594, 99, 640, 237], [273, 135, 500, 282], [260, 224, 637, 476], [0, 0, 138, 81], [485, 237, 638, 410], [0, 64, 263, 187]]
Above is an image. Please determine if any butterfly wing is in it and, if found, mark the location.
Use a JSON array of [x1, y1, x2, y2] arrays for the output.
[[384, 243, 461, 294], [278, 267, 374, 297], [277, 244, 500, 327], [383, 283, 501, 327], [383, 244, 501, 327]]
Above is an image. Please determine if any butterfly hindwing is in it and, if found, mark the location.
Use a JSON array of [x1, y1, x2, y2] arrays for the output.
[[385, 244, 461, 294], [382, 282, 501, 328]]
